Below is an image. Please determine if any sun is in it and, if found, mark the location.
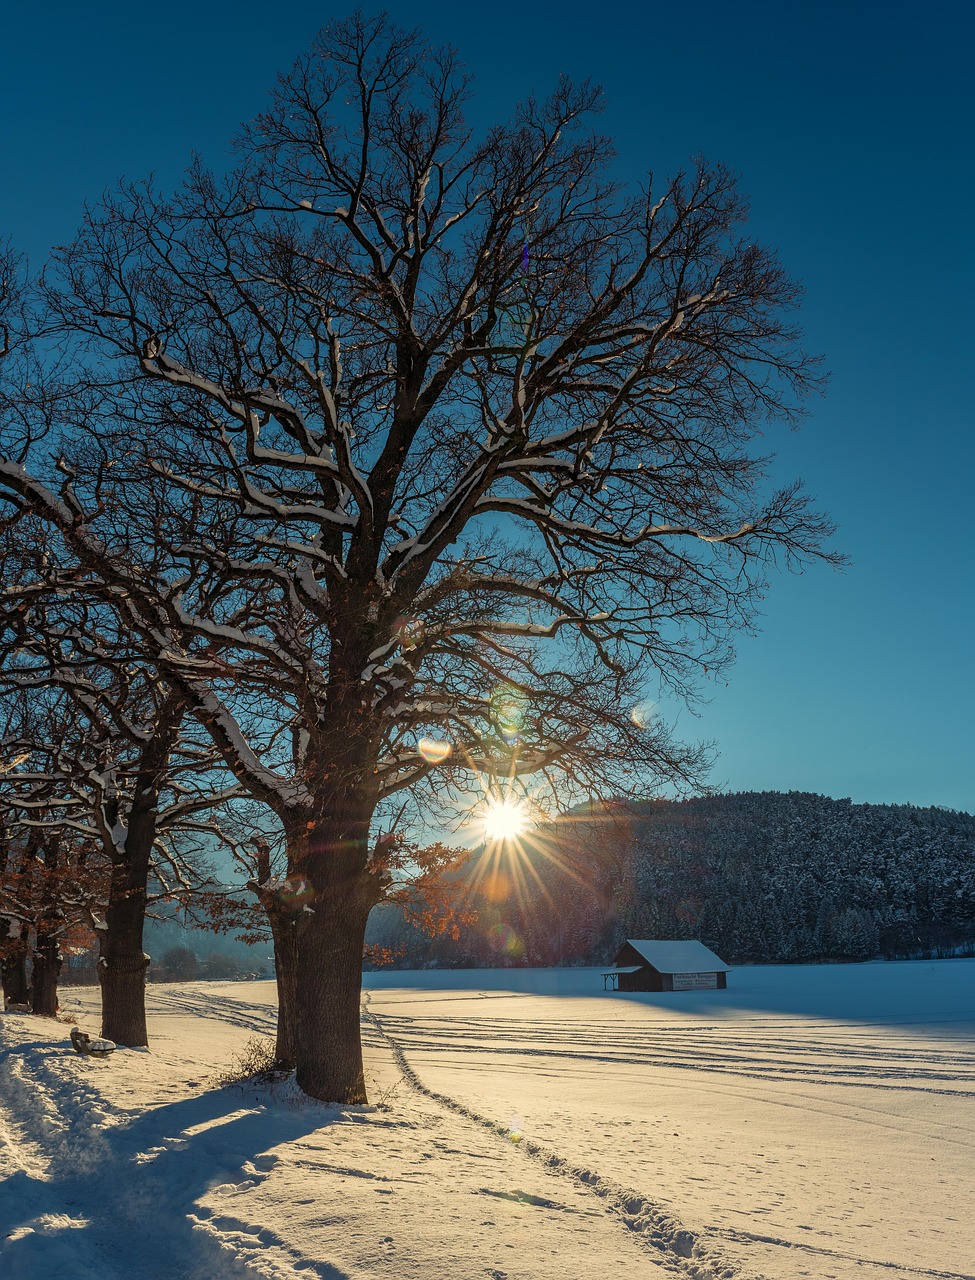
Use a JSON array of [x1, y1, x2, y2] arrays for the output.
[[481, 797, 531, 843]]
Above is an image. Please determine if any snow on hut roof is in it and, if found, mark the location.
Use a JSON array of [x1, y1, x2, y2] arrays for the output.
[[622, 939, 731, 974]]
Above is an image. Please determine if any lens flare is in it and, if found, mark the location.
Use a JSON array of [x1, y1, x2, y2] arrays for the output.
[[392, 615, 425, 650], [417, 736, 452, 764], [488, 921, 524, 959], [491, 685, 528, 740], [507, 1112, 525, 1143], [481, 796, 532, 843], [630, 699, 657, 729], [480, 870, 513, 902], [279, 877, 315, 908]]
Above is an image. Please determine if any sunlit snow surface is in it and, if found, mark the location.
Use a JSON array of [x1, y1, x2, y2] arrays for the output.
[[1, 961, 973, 1279]]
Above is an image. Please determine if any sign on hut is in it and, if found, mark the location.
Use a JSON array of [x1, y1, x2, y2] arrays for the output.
[[602, 939, 731, 992]]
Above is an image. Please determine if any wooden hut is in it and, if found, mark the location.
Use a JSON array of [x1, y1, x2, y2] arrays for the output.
[[602, 939, 730, 992]]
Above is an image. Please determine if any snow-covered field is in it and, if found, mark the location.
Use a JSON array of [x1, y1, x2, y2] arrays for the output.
[[1, 961, 973, 1280]]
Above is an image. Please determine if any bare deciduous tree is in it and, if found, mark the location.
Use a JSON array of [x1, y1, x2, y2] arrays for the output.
[[0, 558, 244, 1043], [0, 13, 839, 1099]]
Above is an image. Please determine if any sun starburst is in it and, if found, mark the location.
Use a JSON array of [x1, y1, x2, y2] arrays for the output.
[[480, 796, 532, 843]]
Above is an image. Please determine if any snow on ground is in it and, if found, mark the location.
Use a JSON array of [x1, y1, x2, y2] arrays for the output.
[[0, 960, 973, 1280], [366, 962, 975, 1280]]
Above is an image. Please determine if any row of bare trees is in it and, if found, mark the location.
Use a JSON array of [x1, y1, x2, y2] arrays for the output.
[[0, 497, 466, 1061], [0, 520, 260, 1038], [0, 13, 838, 1101]]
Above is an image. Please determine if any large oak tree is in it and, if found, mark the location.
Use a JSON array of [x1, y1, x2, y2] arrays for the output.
[[0, 13, 839, 1100]]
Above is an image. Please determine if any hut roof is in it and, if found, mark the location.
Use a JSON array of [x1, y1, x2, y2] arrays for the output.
[[618, 939, 731, 974]]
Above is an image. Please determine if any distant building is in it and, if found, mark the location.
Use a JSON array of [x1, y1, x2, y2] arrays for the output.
[[602, 939, 731, 992]]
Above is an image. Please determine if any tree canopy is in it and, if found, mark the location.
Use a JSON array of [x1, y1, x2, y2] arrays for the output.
[[0, 12, 839, 1100]]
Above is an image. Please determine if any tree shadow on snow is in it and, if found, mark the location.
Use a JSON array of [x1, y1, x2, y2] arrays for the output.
[[0, 1065, 355, 1280]]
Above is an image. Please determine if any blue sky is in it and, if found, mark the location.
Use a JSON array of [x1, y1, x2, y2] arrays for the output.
[[2, 1, 972, 811]]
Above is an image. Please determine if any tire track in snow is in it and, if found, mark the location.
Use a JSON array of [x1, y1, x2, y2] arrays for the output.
[[376, 1015, 975, 1096], [422, 1026, 975, 1077], [362, 995, 753, 1280], [364, 1001, 975, 1280], [148, 988, 279, 1037], [710, 1226, 975, 1280]]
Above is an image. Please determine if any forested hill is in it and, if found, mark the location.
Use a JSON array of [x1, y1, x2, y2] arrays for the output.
[[366, 791, 975, 968]]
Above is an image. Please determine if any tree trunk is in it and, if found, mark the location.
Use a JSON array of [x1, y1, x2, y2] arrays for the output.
[[98, 936, 149, 1044], [32, 843, 64, 1017], [98, 863, 150, 1045], [294, 889, 374, 1102], [2, 941, 31, 1009], [268, 908, 298, 1069], [96, 692, 184, 1047], [249, 840, 299, 1070], [31, 931, 61, 1017], [293, 794, 381, 1103], [1, 829, 33, 1008]]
